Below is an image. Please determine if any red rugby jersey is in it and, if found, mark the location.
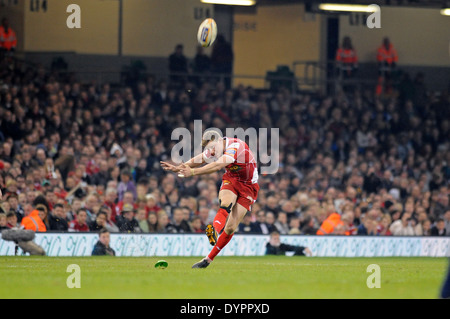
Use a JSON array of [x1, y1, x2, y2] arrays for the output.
[[203, 137, 258, 184]]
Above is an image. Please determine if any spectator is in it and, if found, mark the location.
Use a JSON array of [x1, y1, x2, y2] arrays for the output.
[[0, 18, 17, 53], [264, 196, 279, 217], [0, 213, 8, 231], [444, 210, 450, 236], [389, 212, 415, 236], [300, 215, 317, 235], [252, 210, 270, 235], [288, 216, 301, 235], [190, 216, 203, 234], [198, 205, 214, 229], [341, 211, 356, 235], [116, 204, 141, 233], [83, 193, 100, 223], [117, 169, 137, 202], [48, 203, 69, 231], [274, 211, 290, 235], [266, 231, 312, 256], [35, 202, 51, 231], [170, 207, 192, 233], [7, 193, 24, 223], [357, 217, 378, 236], [168, 44, 188, 86], [431, 219, 447, 236], [433, 194, 449, 221], [378, 214, 393, 236], [377, 37, 398, 70], [192, 45, 211, 84], [335, 36, 358, 80], [316, 204, 342, 235], [91, 228, 116, 256], [211, 34, 233, 89], [376, 37, 398, 96], [421, 219, 432, 236], [20, 206, 47, 232], [157, 212, 174, 233], [414, 210, 429, 236], [89, 210, 108, 232], [68, 208, 90, 232], [145, 193, 161, 215], [139, 211, 158, 233], [181, 206, 193, 226], [100, 205, 120, 233], [91, 160, 110, 187], [66, 197, 82, 222], [265, 212, 277, 234], [135, 207, 147, 230], [238, 212, 255, 234], [117, 191, 136, 213], [6, 211, 18, 228], [103, 187, 119, 223]]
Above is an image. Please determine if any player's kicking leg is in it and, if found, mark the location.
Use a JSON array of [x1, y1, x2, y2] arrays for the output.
[[205, 189, 237, 246], [192, 201, 247, 268]]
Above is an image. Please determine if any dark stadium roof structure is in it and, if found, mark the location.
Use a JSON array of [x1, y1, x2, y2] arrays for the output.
[[256, 0, 447, 9]]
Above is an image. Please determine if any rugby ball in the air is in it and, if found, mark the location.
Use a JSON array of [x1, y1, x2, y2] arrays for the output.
[[197, 18, 218, 48]]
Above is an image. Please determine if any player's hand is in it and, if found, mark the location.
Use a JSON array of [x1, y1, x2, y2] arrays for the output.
[[304, 247, 313, 257], [160, 161, 180, 173], [178, 164, 193, 178]]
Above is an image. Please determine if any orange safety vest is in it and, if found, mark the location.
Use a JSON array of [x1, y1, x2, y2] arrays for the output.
[[377, 44, 398, 64], [21, 210, 47, 232], [336, 48, 358, 65], [0, 26, 17, 51], [316, 212, 343, 235]]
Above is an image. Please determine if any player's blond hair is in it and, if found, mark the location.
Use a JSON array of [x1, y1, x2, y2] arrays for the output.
[[201, 130, 222, 148]]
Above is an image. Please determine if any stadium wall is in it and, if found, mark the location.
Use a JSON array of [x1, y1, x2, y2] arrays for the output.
[[339, 6, 450, 67], [233, 3, 322, 88], [1, 233, 449, 257], [3, 0, 214, 57], [6, 0, 120, 55], [121, 0, 214, 58]]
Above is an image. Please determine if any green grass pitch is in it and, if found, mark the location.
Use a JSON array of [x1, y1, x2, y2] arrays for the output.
[[0, 256, 447, 299]]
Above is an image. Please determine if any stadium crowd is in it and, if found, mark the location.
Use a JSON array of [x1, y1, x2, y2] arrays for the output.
[[0, 48, 449, 238]]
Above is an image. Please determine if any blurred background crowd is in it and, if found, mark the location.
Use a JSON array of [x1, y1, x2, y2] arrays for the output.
[[0, 43, 449, 237]]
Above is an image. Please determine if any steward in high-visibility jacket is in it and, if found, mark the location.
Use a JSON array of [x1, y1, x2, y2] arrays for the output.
[[335, 36, 358, 77], [375, 37, 398, 96], [21, 209, 47, 232], [0, 18, 17, 51], [336, 48, 358, 68], [377, 37, 398, 67], [316, 212, 343, 235]]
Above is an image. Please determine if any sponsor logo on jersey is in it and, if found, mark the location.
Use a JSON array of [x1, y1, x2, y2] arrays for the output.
[[227, 165, 242, 172], [224, 148, 237, 156]]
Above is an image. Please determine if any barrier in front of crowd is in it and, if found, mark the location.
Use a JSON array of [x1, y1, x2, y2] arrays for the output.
[[0, 233, 449, 257]]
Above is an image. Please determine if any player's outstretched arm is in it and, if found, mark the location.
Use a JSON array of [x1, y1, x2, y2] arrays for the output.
[[178, 155, 232, 177], [183, 153, 205, 168], [160, 161, 182, 173], [160, 153, 205, 173]]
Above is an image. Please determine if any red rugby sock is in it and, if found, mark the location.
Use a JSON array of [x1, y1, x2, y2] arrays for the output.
[[213, 208, 228, 234], [207, 231, 233, 261]]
